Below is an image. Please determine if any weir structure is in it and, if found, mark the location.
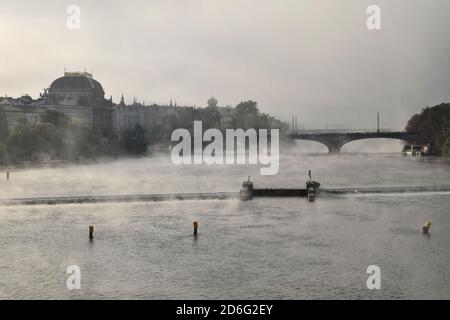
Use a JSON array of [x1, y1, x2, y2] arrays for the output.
[[290, 131, 419, 154], [2, 185, 450, 206]]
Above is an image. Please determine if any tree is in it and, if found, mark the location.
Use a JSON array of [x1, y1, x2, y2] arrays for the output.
[[0, 106, 8, 142], [201, 106, 221, 129], [177, 107, 201, 132], [7, 122, 54, 161], [4, 108, 102, 163], [0, 107, 9, 165], [234, 100, 259, 129], [441, 128, 450, 157], [406, 103, 450, 155], [0, 142, 8, 165], [235, 100, 258, 116], [19, 95, 33, 105]]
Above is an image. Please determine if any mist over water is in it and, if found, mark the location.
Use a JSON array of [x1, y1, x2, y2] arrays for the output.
[[1, 141, 450, 299]]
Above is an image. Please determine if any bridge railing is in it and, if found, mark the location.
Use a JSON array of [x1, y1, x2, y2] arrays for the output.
[[291, 129, 405, 134]]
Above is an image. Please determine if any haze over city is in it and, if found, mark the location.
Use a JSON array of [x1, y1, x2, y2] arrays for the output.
[[1, 0, 450, 129], [3, 0, 450, 306]]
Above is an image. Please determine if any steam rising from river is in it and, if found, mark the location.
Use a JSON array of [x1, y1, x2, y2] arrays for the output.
[[0, 139, 445, 200], [1, 140, 450, 299]]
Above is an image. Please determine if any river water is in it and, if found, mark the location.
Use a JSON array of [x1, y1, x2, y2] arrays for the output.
[[1, 140, 450, 299]]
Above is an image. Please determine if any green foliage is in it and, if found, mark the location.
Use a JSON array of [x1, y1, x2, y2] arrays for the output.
[[146, 100, 288, 144], [233, 100, 288, 131], [234, 101, 259, 129], [7, 122, 51, 161], [0, 106, 9, 142], [0, 142, 9, 165], [441, 128, 450, 157], [4, 110, 100, 163], [406, 103, 450, 156], [176, 107, 202, 132], [1, 100, 290, 164], [201, 106, 221, 129]]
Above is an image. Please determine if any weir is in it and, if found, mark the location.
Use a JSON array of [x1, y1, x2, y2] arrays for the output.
[[2, 185, 450, 206], [1, 192, 239, 206], [239, 174, 320, 201], [322, 185, 450, 195]]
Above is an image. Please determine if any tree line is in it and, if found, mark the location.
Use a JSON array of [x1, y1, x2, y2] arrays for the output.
[[123, 100, 289, 154], [406, 102, 450, 156], [0, 109, 100, 165], [0, 100, 289, 164]]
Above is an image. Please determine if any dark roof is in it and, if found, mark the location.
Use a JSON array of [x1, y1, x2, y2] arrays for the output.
[[49, 75, 104, 96]]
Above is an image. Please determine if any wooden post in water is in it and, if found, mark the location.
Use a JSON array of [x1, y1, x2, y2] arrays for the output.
[[6, 171, 9, 181], [89, 225, 94, 241], [193, 222, 198, 236], [422, 221, 431, 234], [377, 112, 380, 133]]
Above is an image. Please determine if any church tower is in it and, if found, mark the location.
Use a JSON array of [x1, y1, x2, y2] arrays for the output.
[[207, 96, 218, 108]]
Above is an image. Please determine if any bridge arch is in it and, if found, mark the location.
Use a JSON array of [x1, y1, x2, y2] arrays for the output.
[[340, 138, 409, 153], [291, 132, 418, 154], [291, 139, 329, 154]]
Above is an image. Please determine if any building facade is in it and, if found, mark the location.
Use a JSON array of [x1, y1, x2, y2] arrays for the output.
[[1, 72, 236, 139], [112, 96, 185, 138], [0, 71, 111, 137]]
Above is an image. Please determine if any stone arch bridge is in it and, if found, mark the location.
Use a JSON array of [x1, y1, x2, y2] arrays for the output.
[[290, 131, 419, 154]]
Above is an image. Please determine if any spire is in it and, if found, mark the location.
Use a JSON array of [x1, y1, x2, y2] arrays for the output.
[[120, 94, 125, 105]]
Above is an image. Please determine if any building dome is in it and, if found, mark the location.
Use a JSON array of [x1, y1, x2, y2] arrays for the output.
[[48, 71, 104, 105], [207, 96, 218, 108]]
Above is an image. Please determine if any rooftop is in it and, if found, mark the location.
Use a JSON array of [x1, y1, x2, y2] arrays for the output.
[[64, 71, 93, 78]]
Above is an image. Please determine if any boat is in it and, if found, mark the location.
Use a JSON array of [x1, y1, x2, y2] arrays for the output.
[[402, 144, 435, 157], [419, 144, 434, 157], [402, 144, 422, 156]]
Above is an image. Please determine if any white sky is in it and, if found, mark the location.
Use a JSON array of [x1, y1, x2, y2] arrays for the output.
[[1, 0, 449, 129]]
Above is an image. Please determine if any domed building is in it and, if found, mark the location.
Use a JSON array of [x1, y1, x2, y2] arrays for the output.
[[45, 71, 113, 137], [48, 71, 105, 106], [1, 70, 113, 139]]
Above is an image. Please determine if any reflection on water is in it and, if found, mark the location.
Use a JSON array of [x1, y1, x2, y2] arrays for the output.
[[0, 144, 450, 299]]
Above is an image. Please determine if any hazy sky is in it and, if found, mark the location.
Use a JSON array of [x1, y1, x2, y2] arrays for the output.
[[1, 0, 449, 129]]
